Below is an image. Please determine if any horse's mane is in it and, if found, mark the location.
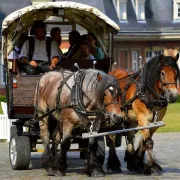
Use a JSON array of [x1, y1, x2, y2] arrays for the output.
[[142, 55, 179, 92], [84, 69, 120, 100]]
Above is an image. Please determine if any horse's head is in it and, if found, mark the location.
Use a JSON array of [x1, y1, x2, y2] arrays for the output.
[[157, 54, 179, 103], [95, 72, 122, 126], [103, 85, 122, 125], [83, 69, 122, 126]]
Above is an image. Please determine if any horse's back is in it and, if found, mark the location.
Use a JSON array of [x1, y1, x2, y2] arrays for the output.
[[35, 71, 69, 111], [109, 69, 129, 79]]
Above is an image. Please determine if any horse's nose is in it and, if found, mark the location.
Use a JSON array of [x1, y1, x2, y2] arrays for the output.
[[168, 90, 178, 103], [113, 114, 123, 124], [169, 93, 178, 103]]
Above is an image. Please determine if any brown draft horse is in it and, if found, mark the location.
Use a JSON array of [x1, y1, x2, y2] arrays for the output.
[[107, 54, 179, 175], [34, 69, 122, 177]]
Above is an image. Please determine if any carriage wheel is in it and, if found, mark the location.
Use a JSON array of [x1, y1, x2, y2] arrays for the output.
[[9, 135, 31, 170]]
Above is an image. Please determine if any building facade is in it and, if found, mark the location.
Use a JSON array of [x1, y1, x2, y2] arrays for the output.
[[113, 0, 180, 70]]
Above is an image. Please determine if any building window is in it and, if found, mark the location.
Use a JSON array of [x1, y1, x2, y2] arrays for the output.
[[132, 51, 139, 71], [115, 0, 127, 21], [178, 3, 180, 17], [136, 0, 145, 21], [146, 50, 162, 62], [173, 0, 180, 21], [31, 0, 51, 5]]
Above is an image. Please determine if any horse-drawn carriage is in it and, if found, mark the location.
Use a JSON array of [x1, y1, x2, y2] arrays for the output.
[[2, 1, 179, 177]]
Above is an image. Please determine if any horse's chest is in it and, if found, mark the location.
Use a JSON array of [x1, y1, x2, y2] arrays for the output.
[[127, 109, 136, 119], [126, 109, 153, 122]]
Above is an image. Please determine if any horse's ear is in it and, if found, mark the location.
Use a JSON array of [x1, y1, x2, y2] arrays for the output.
[[159, 54, 164, 63], [97, 73, 102, 82], [173, 53, 179, 62]]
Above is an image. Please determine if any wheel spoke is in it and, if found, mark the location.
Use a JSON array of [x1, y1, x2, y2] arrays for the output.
[[10, 138, 17, 166]]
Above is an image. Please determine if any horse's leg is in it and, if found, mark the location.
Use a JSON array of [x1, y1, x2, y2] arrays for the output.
[[106, 135, 121, 172], [124, 120, 137, 172], [87, 137, 105, 177], [53, 120, 73, 176], [51, 122, 61, 156], [129, 115, 153, 174], [86, 119, 104, 177], [143, 127, 163, 175], [145, 108, 166, 175], [39, 113, 53, 175]]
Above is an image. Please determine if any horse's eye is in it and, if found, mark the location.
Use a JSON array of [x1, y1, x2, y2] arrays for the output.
[[161, 72, 165, 77]]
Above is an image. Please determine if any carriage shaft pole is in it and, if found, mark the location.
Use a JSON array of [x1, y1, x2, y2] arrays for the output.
[[82, 121, 165, 139]]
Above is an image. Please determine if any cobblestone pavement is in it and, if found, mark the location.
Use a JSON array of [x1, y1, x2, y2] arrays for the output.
[[0, 132, 180, 180]]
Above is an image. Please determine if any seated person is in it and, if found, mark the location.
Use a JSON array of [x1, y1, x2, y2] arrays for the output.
[[73, 40, 95, 60], [72, 34, 88, 60], [50, 27, 64, 58], [8, 32, 28, 73], [64, 30, 80, 58], [18, 21, 60, 75], [87, 32, 104, 60]]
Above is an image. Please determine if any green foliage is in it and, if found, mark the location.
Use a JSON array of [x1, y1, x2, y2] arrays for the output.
[[0, 96, 6, 102], [157, 101, 180, 132]]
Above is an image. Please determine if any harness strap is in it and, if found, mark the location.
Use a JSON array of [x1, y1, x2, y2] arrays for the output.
[[56, 71, 74, 110]]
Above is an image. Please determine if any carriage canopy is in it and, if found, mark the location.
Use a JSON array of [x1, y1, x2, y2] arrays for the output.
[[2, 1, 120, 55]]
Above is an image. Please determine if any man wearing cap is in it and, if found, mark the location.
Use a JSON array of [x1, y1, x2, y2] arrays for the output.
[[19, 20, 60, 75], [64, 30, 80, 58]]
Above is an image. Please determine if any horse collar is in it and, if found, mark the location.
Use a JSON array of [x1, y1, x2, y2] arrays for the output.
[[71, 70, 100, 119]]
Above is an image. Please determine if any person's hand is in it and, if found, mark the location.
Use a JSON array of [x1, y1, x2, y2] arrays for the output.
[[50, 57, 59, 70], [29, 60, 37, 67], [50, 64, 56, 70]]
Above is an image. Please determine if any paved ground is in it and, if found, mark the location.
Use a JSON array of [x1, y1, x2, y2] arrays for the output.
[[0, 132, 180, 180]]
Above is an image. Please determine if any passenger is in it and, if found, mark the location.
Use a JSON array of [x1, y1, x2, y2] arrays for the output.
[[8, 32, 28, 73], [19, 21, 60, 75], [78, 40, 95, 60], [8, 33, 28, 61], [50, 27, 64, 58], [64, 30, 80, 58], [72, 34, 88, 60], [87, 32, 104, 60], [50, 27, 61, 46]]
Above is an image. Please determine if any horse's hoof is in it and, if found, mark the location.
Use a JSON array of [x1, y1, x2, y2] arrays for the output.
[[54, 170, 65, 176], [150, 163, 163, 175], [124, 150, 135, 172], [91, 169, 104, 177], [143, 164, 152, 175], [110, 167, 122, 173], [134, 158, 145, 174], [46, 168, 54, 176], [127, 164, 134, 172]]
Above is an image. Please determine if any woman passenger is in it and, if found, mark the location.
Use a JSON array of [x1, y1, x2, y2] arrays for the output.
[[87, 32, 104, 60]]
